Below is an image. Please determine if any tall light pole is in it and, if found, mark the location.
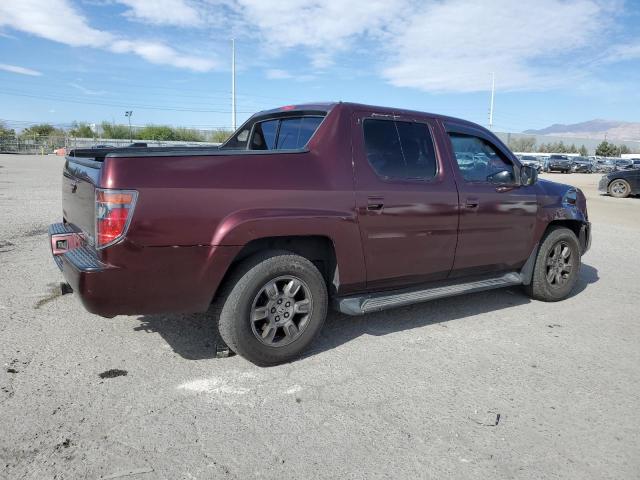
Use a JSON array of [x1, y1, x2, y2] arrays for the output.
[[125, 110, 133, 142], [231, 38, 237, 131], [488, 72, 495, 131]]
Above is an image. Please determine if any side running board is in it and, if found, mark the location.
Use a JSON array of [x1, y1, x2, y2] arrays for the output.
[[335, 272, 523, 316]]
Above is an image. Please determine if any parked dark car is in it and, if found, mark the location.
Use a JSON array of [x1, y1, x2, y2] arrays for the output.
[[598, 169, 640, 198], [571, 157, 594, 173], [49, 102, 591, 365], [546, 155, 572, 173], [520, 155, 542, 172], [614, 159, 634, 170], [595, 158, 615, 173], [129, 142, 148, 148]]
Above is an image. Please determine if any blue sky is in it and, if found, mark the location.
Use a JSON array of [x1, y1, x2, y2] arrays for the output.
[[1, 0, 640, 133]]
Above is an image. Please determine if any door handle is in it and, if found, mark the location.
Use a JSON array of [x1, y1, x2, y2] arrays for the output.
[[464, 198, 479, 209], [367, 197, 384, 211]]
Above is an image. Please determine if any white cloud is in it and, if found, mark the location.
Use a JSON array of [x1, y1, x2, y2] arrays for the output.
[[0, 63, 43, 76], [265, 69, 292, 80], [0, 0, 216, 71], [68, 82, 106, 95], [604, 42, 640, 63], [227, 0, 406, 49], [116, 0, 203, 26], [0, 0, 632, 94], [264, 68, 316, 82], [110, 39, 216, 71], [215, 0, 617, 93], [382, 0, 610, 92]]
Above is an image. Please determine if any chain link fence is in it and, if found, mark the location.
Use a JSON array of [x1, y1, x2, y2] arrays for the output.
[[0, 135, 220, 154]]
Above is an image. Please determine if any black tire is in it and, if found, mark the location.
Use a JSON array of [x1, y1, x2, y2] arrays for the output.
[[608, 179, 631, 198], [214, 251, 328, 366], [525, 227, 581, 302]]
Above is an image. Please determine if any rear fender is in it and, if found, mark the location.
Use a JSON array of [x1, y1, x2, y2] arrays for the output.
[[210, 208, 366, 294]]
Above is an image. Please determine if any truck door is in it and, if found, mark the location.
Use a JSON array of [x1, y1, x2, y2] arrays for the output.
[[352, 110, 460, 291], [443, 122, 538, 277]]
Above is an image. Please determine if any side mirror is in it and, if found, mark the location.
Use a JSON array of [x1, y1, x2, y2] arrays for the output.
[[487, 169, 515, 184], [520, 165, 538, 186]]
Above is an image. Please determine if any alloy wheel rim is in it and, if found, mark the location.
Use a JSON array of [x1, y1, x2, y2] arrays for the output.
[[545, 241, 573, 288], [611, 181, 627, 195], [250, 275, 313, 347]]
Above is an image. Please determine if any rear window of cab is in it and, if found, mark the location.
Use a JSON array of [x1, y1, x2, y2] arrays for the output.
[[221, 115, 324, 151]]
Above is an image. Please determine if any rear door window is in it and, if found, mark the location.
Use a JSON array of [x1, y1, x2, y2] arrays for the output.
[[363, 119, 437, 179], [396, 121, 437, 179]]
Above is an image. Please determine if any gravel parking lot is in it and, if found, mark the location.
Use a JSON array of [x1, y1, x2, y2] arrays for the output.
[[1, 154, 639, 480]]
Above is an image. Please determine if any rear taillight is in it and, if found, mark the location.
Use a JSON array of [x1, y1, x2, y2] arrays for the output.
[[95, 189, 138, 249]]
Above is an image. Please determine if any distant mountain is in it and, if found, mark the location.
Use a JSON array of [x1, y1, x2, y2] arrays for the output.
[[524, 119, 640, 141]]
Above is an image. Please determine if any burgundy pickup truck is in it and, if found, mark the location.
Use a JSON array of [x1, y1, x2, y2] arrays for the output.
[[49, 102, 590, 365]]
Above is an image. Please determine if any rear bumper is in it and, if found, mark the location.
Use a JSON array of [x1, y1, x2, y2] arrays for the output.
[[49, 223, 241, 317]]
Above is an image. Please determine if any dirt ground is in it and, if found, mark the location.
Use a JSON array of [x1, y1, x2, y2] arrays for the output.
[[1, 155, 639, 480]]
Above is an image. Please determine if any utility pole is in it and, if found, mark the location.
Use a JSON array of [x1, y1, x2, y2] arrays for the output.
[[125, 110, 133, 142], [488, 72, 495, 131], [231, 38, 237, 131]]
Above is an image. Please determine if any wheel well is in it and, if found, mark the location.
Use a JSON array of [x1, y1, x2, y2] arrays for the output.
[[220, 235, 338, 293], [547, 220, 582, 238], [546, 219, 589, 253]]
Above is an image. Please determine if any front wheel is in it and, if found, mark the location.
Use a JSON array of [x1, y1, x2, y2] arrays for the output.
[[215, 251, 328, 366], [608, 179, 631, 198], [525, 227, 581, 302]]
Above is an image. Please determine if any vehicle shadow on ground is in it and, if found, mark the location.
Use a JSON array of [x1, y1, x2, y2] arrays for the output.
[[134, 264, 599, 361]]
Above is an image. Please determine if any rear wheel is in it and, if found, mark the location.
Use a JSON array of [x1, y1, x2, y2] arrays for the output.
[[215, 251, 328, 366], [608, 179, 631, 198], [525, 227, 581, 302]]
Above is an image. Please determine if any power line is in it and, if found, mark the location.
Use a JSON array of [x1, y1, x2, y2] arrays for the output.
[[0, 76, 300, 103], [0, 90, 256, 114]]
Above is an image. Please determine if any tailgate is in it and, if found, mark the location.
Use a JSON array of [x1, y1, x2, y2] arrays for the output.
[[62, 156, 102, 242]]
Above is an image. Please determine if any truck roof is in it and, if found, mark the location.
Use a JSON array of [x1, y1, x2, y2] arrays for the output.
[[255, 102, 476, 127]]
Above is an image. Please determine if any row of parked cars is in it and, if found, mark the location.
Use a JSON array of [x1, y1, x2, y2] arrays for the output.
[[517, 154, 640, 174], [516, 153, 640, 198]]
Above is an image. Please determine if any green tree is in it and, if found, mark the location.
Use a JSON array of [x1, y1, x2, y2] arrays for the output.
[[0, 121, 15, 139], [136, 125, 177, 141], [596, 140, 619, 157], [210, 129, 232, 143], [173, 127, 205, 142], [69, 122, 94, 138], [569, 143, 577, 153], [619, 144, 631, 155], [508, 136, 536, 152], [21, 123, 63, 138], [101, 122, 131, 139], [579, 145, 588, 156]]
